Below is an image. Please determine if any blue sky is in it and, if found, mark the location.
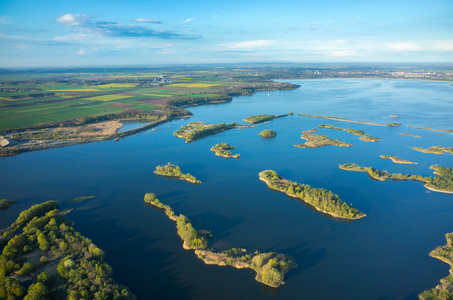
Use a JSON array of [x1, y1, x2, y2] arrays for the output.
[[0, 0, 452, 67]]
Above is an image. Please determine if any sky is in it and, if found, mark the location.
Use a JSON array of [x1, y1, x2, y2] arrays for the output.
[[0, 0, 452, 67]]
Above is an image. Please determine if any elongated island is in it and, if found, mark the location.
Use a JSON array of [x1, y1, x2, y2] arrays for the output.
[[243, 114, 288, 125], [154, 163, 202, 184], [173, 121, 240, 143], [379, 155, 417, 164], [259, 170, 365, 220], [144, 193, 297, 288], [412, 146, 453, 155], [294, 128, 352, 148], [339, 164, 453, 194]]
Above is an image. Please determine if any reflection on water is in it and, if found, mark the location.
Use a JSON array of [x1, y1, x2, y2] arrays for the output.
[[1, 80, 452, 300]]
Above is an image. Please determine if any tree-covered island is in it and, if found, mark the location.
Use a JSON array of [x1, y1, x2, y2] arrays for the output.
[[258, 170, 365, 220], [173, 121, 239, 143], [243, 113, 288, 125], [0, 201, 131, 299], [319, 124, 381, 142], [210, 143, 240, 158], [0, 198, 17, 210], [258, 130, 276, 138], [154, 163, 202, 184], [419, 232, 453, 300], [379, 155, 417, 164], [339, 164, 453, 193], [143, 193, 297, 288], [294, 128, 352, 148], [412, 146, 453, 155]]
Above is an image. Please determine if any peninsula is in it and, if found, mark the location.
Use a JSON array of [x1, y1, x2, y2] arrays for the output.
[[173, 121, 239, 143], [294, 128, 352, 148], [258, 170, 365, 220], [0, 201, 131, 299], [412, 146, 453, 155], [144, 193, 297, 288], [258, 130, 276, 138], [379, 155, 417, 164], [243, 114, 288, 124], [154, 163, 202, 184], [339, 164, 453, 193], [319, 124, 381, 142], [419, 232, 453, 300], [210, 143, 240, 158]]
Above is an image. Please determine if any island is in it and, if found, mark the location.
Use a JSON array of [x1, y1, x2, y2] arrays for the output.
[[243, 113, 288, 125], [400, 133, 421, 138], [210, 143, 240, 158], [412, 146, 453, 155], [173, 121, 239, 143], [297, 113, 387, 126], [154, 163, 202, 184], [0, 201, 131, 300], [387, 123, 401, 127], [258, 170, 366, 220], [66, 196, 96, 204], [144, 193, 297, 288], [294, 128, 352, 148], [0, 198, 17, 209], [319, 124, 381, 142], [408, 125, 453, 134], [339, 164, 453, 193], [419, 232, 453, 300], [379, 155, 417, 164], [258, 130, 276, 138]]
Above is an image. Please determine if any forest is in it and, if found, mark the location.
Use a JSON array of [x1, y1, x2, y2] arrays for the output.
[[154, 163, 202, 184], [0, 201, 130, 300]]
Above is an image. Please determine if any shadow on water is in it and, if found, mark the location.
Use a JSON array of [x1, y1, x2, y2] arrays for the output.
[[190, 211, 245, 243], [277, 241, 326, 280]]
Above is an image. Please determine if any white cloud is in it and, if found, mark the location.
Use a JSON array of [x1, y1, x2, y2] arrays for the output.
[[183, 18, 196, 23], [76, 49, 86, 55], [222, 40, 275, 49], [57, 14, 92, 27], [135, 18, 161, 24]]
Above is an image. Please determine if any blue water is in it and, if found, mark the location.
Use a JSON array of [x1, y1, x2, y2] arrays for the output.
[[1, 79, 452, 300]]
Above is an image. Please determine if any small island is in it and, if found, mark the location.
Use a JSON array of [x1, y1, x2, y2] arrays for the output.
[[386, 123, 401, 127], [258, 170, 365, 220], [258, 130, 276, 138], [210, 143, 240, 158], [379, 155, 417, 164], [297, 113, 387, 126], [154, 163, 202, 184], [408, 125, 453, 134], [0, 198, 17, 209], [294, 128, 352, 148], [319, 124, 381, 142], [243, 113, 288, 125], [173, 121, 239, 143], [0, 201, 131, 300], [419, 232, 453, 300], [67, 196, 96, 204], [400, 133, 421, 138], [412, 146, 453, 155], [144, 193, 297, 288], [339, 164, 453, 193]]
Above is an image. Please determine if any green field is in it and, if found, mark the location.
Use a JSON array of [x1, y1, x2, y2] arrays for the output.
[[84, 94, 133, 101]]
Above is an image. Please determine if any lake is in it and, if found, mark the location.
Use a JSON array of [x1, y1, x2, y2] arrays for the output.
[[1, 79, 452, 299]]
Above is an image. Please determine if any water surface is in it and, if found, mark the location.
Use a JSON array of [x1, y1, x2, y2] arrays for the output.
[[1, 79, 452, 300]]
